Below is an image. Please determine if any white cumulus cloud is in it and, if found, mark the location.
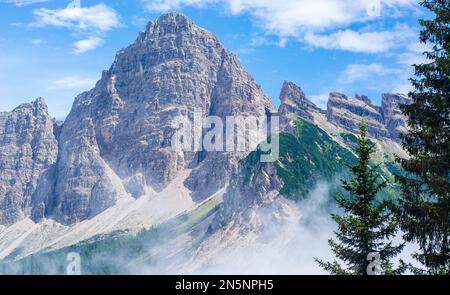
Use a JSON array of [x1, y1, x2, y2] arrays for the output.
[[144, 0, 418, 36], [29, 2, 121, 54], [304, 24, 416, 53], [32, 3, 122, 32], [305, 30, 392, 53]]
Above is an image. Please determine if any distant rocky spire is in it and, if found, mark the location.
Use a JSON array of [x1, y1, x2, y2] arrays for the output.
[[0, 98, 58, 225], [278, 81, 323, 131]]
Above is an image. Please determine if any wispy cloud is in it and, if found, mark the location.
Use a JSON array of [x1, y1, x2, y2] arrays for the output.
[[31, 38, 45, 45], [397, 42, 431, 67], [339, 63, 400, 84], [0, 0, 48, 6], [73, 36, 104, 54], [309, 93, 330, 110], [49, 75, 97, 89]]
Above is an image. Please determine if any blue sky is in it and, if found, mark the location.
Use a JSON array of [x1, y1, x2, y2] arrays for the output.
[[0, 0, 428, 119]]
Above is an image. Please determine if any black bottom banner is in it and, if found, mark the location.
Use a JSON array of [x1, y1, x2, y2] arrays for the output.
[[0, 275, 447, 294]]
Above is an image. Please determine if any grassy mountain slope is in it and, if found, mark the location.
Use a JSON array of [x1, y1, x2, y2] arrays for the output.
[[274, 118, 357, 199]]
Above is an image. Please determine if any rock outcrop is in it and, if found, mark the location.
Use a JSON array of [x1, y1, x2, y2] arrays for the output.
[[325, 92, 411, 141], [326, 92, 388, 139], [278, 81, 321, 121], [381, 93, 411, 140], [277, 81, 323, 133], [210, 150, 284, 231], [0, 98, 58, 225]]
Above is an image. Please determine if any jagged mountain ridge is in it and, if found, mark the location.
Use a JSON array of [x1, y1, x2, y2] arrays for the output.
[[0, 13, 411, 270], [326, 92, 411, 141], [29, 12, 274, 225], [276, 80, 411, 142]]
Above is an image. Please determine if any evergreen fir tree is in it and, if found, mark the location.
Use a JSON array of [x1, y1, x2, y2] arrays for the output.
[[396, 0, 450, 275], [316, 124, 404, 275]]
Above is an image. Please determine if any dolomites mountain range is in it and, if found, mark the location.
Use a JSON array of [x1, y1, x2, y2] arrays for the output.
[[0, 14, 410, 265]]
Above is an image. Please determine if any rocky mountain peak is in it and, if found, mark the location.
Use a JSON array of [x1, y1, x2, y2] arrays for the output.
[[11, 97, 47, 114], [137, 12, 199, 43], [155, 12, 193, 29], [31, 96, 47, 109], [0, 98, 58, 225], [355, 94, 373, 105], [329, 92, 348, 100], [381, 93, 411, 107], [279, 81, 306, 104], [278, 81, 321, 127], [25, 13, 274, 225]]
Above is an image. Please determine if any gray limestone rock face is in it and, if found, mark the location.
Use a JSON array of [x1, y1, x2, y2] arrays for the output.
[[32, 12, 274, 224], [381, 93, 411, 141], [0, 98, 58, 225], [325, 92, 411, 141], [210, 150, 284, 231], [184, 39, 275, 202], [277, 81, 323, 133], [326, 92, 389, 138], [278, 81, 318, 121]]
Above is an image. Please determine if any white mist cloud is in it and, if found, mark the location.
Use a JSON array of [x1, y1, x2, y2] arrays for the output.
[[173, 181, 340, 275], [180, 180, 419, 275]]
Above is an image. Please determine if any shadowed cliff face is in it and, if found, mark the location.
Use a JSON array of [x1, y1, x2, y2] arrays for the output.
[[381, 93, 412, 140], [0, 98, 58, 225]]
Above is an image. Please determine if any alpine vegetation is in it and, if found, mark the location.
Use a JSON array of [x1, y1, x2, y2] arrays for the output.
[[316, 124, 405, 275]]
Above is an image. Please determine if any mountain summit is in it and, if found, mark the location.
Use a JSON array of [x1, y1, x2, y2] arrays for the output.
[[0, 14, 411, 271], [1, 12, 273, 225]]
